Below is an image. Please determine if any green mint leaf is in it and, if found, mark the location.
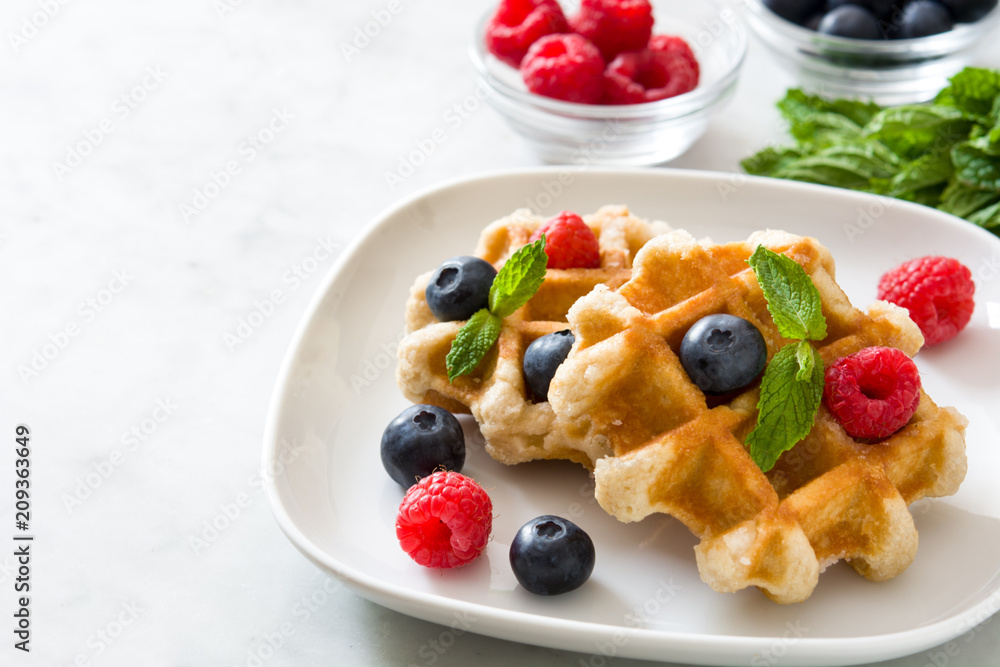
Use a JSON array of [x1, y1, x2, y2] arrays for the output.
[[747, 342, 825, 473], [771, 142, 900, 191], [777, 89, 880, 145], [489, 236, 548, 319], [794, 338, 815, 381], [952, 135, 1000, 192], [935, 67, 1000, 119], [939, 179, 1000, 217], [747, 246, 828, 342], [968, 199, 1000, 232], [886, 149, 954, 197], [446, 308, 502, 381], [864, 105, 972, 161], [741, 146, 803, 177]]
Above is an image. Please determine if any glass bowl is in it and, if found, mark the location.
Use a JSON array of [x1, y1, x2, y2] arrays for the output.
[[742, 0, 1000, 105], [470, 0, 747, 166]]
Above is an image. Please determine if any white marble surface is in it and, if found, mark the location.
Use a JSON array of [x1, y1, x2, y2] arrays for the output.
[[2, 0, 999, 665]]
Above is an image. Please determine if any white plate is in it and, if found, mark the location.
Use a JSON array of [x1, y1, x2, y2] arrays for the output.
[[263, 168, 1000, 667]]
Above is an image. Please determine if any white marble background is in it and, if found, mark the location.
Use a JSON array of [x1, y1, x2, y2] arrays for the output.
[[1, 0, 998, 665]]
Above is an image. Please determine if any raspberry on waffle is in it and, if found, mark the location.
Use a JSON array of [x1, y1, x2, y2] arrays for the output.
[[548, 228, 968, 603], [397, 205, 671, 467]]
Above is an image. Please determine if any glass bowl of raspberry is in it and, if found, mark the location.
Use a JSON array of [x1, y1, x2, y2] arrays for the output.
[[743, 0, 1000, 105], [471, 0, 748, 165]]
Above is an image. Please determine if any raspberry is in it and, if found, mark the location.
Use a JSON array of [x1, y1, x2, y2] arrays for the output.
[[877, 256, 975, 346], [485, 0, 569, 68], [823, 347, 922, 440], [570, 0, 654, 62], [604, 35, 699, 104], [529, 211, 601, 269], [396, 471, 493, 569], [520, 33, 605, 104]]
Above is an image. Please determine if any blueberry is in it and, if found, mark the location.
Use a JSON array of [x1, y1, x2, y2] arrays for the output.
[[509, 515, 595, 596], [817, 4, 884, 38], [895, 0, 954, 36], [763, 0, 826, 24], [679, 314, 767, 395], [380, 404, 465, 489], [938, 0, 997, 21], [523, 330, 575, 402], [804, 12, 826, 29], [827, 0, 901, 21], [425, 256, 497, 322]]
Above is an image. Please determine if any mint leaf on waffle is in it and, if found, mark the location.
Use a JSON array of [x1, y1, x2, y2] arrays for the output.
[[446, 237, 548, 381], [446, 309, 503, 381], [747, 341, 825, 473], [489, 236, 548, 318], [747, 246, 827, 341], [746, 247, 829, 472]]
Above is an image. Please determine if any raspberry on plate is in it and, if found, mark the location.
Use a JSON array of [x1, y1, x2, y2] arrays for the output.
[[485, 0, 569, 68], [877, 256, 975, 346], [520, 33, 605, 104], [570, 0, 654, 62], [823, 346, 922, 440], [604, 35, 700, 103], [529, 211, 601, 269], [396, 471, 493, 569]]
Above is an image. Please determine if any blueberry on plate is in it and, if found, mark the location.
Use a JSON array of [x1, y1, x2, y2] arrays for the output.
[[380, 404, 465, 489], [896, 0, 955, 37], [522, 330, 575, 402], [509, 515, 595, 596], [939, 0, 998, 22], [817, 4, 884, 38], [679, 314, 767, 395], [425, 256, 497, 322], [763, 0, 825, 24]]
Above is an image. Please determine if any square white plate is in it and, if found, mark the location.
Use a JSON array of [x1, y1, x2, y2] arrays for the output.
[[264, 168, 1000, 666]]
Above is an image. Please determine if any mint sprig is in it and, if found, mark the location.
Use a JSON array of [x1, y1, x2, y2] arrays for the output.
[[740, 68, 1000, 237], [748, 341, 825, 472], [747, 245, 827, 342], [745, 247, 828, 472], [446, 237, 547, 381]]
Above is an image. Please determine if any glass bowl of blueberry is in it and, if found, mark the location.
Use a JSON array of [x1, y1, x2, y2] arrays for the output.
[[470, 0, 747, 165], [743, 0, 1000, 104]]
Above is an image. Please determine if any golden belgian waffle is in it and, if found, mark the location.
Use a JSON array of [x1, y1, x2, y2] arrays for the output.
[[397, 205, 671, 467], [548, 228, 968, 603]]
